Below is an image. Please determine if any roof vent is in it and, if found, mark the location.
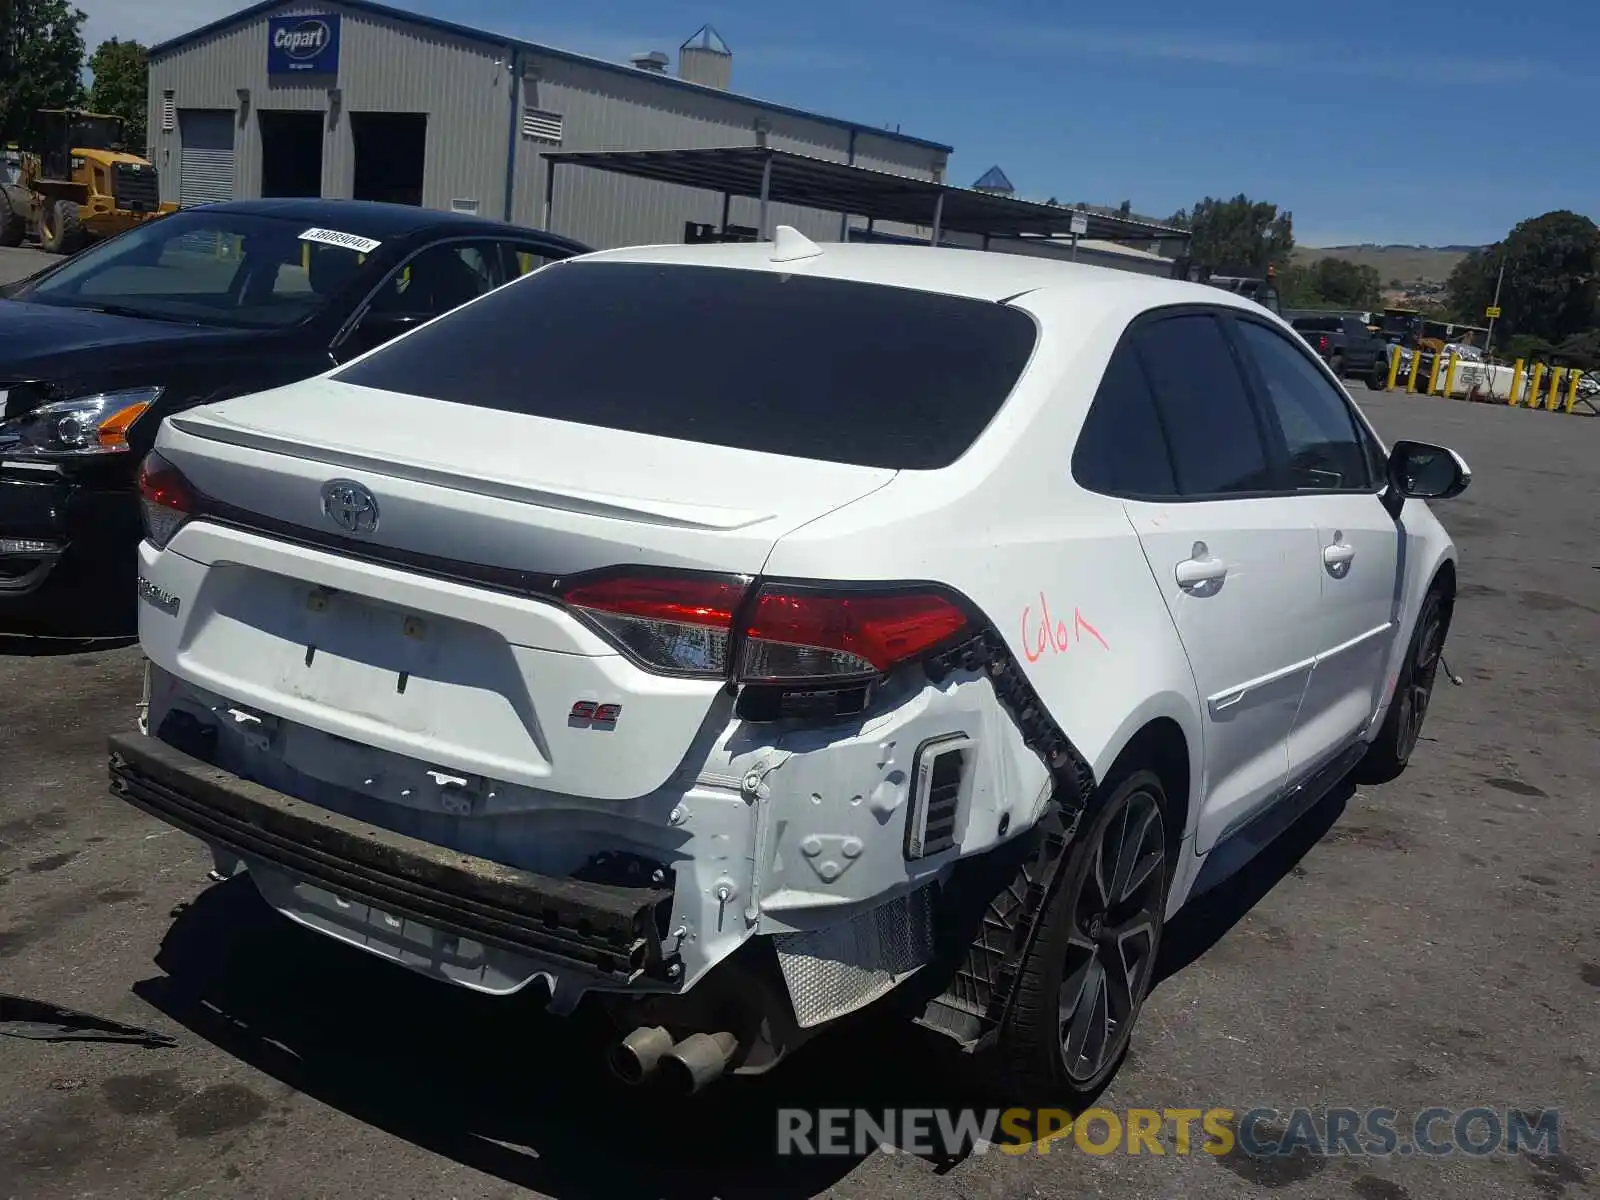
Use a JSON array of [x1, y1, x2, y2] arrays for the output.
[[631, 50, 670, 72], [679, 24, 732, 89], [770, 225, 823, 263]]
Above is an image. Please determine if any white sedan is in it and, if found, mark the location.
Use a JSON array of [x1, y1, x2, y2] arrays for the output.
[[111, 228, 1471, 1101]]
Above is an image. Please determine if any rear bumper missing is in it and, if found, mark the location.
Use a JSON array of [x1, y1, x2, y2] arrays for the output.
[[106, 731, 680, 986]]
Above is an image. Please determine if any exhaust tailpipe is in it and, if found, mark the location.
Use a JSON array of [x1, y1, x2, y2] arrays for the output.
[[659, 1031, 739, 1095], [608, 1025, 675, 1085]]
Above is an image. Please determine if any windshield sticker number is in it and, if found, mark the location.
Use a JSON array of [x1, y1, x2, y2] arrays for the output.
[[299, 227, 382, 254]]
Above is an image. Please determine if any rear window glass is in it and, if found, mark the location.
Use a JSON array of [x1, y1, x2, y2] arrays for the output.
[[331, 261, 1039, 470]]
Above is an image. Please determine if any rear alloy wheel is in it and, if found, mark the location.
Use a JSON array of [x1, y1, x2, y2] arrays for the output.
[[1355, 586, 1449, 783], [995, 768, 1171, 1101]]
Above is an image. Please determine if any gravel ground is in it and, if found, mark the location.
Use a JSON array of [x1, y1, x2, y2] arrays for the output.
[[0, 379, 1595, 1198]]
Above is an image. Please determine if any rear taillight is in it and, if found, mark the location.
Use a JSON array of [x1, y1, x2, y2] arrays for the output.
[[559, 572, 972, 702], [1317, 335, 1330, 353], [739, 585, 968, 684], [559, 572, 749, 677], [137, 451, 199, 550]]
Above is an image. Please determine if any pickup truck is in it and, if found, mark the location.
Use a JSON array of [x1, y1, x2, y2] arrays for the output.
[[1289, 314, 1390, 390]]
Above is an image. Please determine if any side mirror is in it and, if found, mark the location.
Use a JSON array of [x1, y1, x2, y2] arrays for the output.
[[338, 311, 427, 360], [1382, 439, 1471, 516]]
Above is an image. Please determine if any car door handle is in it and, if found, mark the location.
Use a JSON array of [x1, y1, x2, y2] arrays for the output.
[[1175, 551, 1227, 591], [1323, 539, 1355, 577]]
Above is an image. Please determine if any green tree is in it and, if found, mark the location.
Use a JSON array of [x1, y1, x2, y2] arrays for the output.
[[1446, 211, 1600, 344], [0, 0, 87, 147], [1168, 194, 1294, 275], [1278, 257, 1382, 310], [1311, 257, 1381, 307], [88, 37, 148, 148]]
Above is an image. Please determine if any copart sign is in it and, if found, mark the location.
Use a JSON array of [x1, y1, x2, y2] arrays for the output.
[[267, 13, 341, 75]]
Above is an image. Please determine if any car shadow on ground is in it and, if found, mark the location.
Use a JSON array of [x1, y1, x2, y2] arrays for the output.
[[133, 877, 987, 1199], [128, 784, 1353, 1199], [1154, 781, 1353, 987]]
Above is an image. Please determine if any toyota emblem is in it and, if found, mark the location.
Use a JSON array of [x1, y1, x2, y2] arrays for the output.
[[320, 479, 379, 534]]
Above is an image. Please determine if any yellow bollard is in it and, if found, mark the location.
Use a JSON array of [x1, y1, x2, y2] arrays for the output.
[[1509, 358, 1524, 405], [1444, 352, 1460, 397], [1528, 362, 1545, 409], [1546, 366, 1565, 411], [1386, 344, 1402, 390], [1406, 349, 1422, 393], [1564, 369, 1581, 413], [1426, 351, 1444, 396]]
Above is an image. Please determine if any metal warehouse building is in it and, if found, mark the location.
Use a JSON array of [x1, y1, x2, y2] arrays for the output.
[[145, 0, 954, 249]]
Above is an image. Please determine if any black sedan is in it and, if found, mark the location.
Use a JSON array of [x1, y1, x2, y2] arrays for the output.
[[0, 198, 589, 634]]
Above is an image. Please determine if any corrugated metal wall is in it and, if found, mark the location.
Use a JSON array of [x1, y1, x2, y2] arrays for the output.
[[149, 2, 516, 213], [510, 55, 944, 247], [147, 1, 948, 249]]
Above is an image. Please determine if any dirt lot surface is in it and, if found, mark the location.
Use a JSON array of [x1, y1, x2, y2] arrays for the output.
[[0, 391, 1595, 1199]]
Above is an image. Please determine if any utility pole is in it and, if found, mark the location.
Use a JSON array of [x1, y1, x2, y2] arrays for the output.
[[1484, 251, 1507, 359]]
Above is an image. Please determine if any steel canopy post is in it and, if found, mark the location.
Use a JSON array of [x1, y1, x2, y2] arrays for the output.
[[758, 153, 773, 240], [930, 192, 944, 246], [542, 159, 556, 231], [720, 190, 731, 239]]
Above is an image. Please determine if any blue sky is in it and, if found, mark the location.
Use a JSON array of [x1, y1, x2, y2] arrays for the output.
[[103, 0, 1598, 246]]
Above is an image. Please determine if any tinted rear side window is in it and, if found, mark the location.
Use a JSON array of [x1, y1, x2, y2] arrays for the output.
[[1134, 313, 1275, 496], [1072, 341, 1178, 497], [332, 261, 1040, 470]]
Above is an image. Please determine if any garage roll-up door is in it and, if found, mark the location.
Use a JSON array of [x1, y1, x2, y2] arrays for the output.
[[178, 110, 235, 207]]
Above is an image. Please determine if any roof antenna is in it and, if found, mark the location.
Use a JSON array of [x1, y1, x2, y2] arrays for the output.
[[770, 224, 823, 262]]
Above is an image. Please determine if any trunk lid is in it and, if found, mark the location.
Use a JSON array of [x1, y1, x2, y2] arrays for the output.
[[164, 377, 896, 578], [148, 378, 895, 802]]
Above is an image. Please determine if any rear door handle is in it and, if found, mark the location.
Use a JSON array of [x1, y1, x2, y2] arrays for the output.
[[1175, 548, 1227, 592]]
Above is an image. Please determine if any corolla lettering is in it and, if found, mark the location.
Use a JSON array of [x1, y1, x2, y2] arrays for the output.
[[1021, 592, 1108, 662]]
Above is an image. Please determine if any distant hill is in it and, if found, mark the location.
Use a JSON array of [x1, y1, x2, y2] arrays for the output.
[[1292, 244, 1478, 288]]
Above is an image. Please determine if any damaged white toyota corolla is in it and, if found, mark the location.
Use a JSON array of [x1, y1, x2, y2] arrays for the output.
[[110, 229, 1471, 1101]]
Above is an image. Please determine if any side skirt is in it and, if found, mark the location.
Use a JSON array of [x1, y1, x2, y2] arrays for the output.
[[1187, 738, 1368, 900]]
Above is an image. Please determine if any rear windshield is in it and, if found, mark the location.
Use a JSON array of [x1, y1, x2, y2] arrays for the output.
[[331, 260, 1039, 470]]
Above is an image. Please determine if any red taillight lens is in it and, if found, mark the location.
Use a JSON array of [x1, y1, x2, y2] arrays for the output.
[[1317, 335, 1330, 352], [137, 451, 199, 550], [560, 573, 749, 676], [739, 587, 968, 683]]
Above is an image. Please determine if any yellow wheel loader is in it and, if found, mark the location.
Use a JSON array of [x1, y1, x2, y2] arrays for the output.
[[0, 110, 178, 255]]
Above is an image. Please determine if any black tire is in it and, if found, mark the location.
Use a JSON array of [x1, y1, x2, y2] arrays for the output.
[[1330, 351, 1346, 378], [1354, 585, 1450, 784], [0, 192, 23, 247], [51, 200, 84, 254], [990, 768, 1173, 1102], [1364, 359, 1387, 390]]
